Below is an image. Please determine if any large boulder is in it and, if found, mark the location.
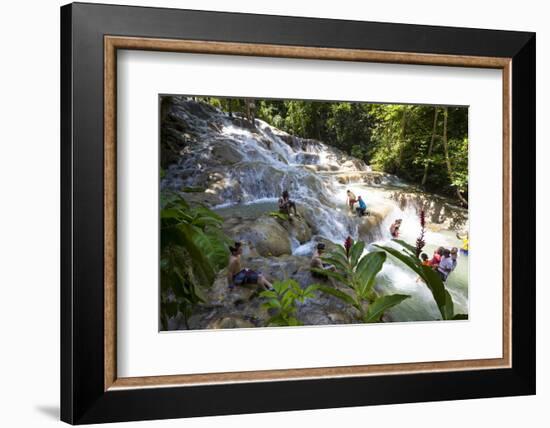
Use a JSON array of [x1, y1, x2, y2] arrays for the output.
[[209, 140, 244, 165], [223, 216, 292, 257], [357, 203, 394, 242], [276, 213, 312, 244]]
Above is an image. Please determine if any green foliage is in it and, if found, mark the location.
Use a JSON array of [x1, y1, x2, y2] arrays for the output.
[[374, 240, 467, 320], [350, 144, 366, 161], [160, 192, 230, 329], [268, 211, 289, 221], [259, 279, 318, 326], [364, 294, 410, 323], [191, 96, 468, 203], [313, 240, 409, 323]]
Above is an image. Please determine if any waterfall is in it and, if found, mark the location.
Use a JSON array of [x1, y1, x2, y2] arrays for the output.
[[162, 98, 469, 322]]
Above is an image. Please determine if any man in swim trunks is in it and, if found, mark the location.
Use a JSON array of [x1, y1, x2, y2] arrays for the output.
[[227, 242, 272, 290], [346, 190, 357, 211], [278, 190, 298, 218]]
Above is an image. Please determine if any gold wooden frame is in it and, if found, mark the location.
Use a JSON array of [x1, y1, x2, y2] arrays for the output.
[[104, 36, 512, 391]]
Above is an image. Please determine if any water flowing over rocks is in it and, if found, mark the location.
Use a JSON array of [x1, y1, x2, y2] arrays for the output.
[[162, 98, 469, 328]]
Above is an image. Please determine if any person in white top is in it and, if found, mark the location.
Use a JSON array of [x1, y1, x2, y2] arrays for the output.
[[437, 248, 455, 282]]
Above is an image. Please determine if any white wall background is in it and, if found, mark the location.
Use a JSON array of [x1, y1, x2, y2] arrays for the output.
[[0, 0, 545, 426]]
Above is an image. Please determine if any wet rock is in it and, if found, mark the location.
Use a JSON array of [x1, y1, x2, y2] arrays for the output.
[[207, 316, 256, 329], [179, 190, 224, 207], [357, 203, 394, 242], [208, 268, 262, 304], [210, 140, 244, 165], [276, 213, 312, 244], [186, 255, 364, 329], [223, 216, 292, 257]]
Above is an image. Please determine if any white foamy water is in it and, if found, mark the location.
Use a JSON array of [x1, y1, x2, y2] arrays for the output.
[[163, 100, 469, 321]]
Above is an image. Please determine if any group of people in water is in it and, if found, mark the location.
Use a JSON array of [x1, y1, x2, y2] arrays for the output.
[[389, 216, 464, 282], [420, 247, 459, 282], [226, 188, 467, 289]]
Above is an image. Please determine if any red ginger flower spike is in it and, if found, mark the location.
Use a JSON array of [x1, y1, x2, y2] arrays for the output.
[[344, 236, 354, 259], [415, 210, 426, 258]]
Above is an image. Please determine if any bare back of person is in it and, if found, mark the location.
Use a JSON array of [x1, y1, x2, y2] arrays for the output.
[[227, 243, 272, 290], [227, 254, 242, 285]]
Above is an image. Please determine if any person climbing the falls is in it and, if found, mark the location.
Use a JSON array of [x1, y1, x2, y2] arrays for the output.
[[450, 247, 459, 270], [416, 253, 431, 282], [355, 195, 367, 217], [278, 190, 298, 219], [456, 231, 469, 255], [430, 246, 445, 269], [390, 218, 402, 238], [310, 243, 336, 278], [346, 189, 357, 212], [420, 253, 431, 266], [227, 242, 272, 290], [436, 248, 455, 282]]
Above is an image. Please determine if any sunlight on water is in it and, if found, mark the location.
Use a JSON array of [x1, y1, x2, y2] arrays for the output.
[[169, 104, 469, 322]]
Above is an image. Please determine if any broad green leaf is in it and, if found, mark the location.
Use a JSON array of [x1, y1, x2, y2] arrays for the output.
[[267, 299, 281, 308], [310, 268, 347, 284], [443, 289, 455, 320], [364, 294, 409, 323], [259, 290, 278, 300], [356, 251, 386, 296], [350, 241, 366, 267], [320, 255, 349, 273], [453, 314, 468, 320], [160, 208, 181, 219], [420, 265, 448, 319], [331, 245, 349, 260], [392, 239, 418, 256], [304, 284, 319, 295], [374, 244, 423, 277], [316, 285, 356, 307]]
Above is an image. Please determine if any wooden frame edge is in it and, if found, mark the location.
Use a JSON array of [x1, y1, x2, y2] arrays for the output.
[[104, 36, 117, 390], [103, 35, 512, 391]]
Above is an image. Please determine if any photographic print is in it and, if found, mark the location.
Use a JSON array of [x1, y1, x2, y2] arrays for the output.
[[159, 95, 469, 331]]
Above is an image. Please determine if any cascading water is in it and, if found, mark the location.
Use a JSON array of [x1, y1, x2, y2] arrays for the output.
[[162, 99, 469, 321]]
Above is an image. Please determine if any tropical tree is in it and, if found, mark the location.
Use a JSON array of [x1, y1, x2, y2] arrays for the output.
[[186, 96, 469, 203], [312, 238, 409, 323], [160, 192, 230, 329]]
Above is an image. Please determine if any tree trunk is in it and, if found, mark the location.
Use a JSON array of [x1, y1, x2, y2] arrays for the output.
[[421, 107, 439, 187], [441, 107, 468, 206], [397, 107, 409, 167]]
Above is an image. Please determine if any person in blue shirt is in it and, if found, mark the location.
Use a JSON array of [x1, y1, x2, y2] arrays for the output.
[[356, 195, 367, 217]]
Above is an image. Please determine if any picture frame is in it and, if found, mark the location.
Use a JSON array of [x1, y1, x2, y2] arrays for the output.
[[60, 2, 535, 424]]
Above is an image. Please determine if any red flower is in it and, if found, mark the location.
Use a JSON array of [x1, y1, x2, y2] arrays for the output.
[[415, 210, 426, 258], [344, 236, 353, 258]]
